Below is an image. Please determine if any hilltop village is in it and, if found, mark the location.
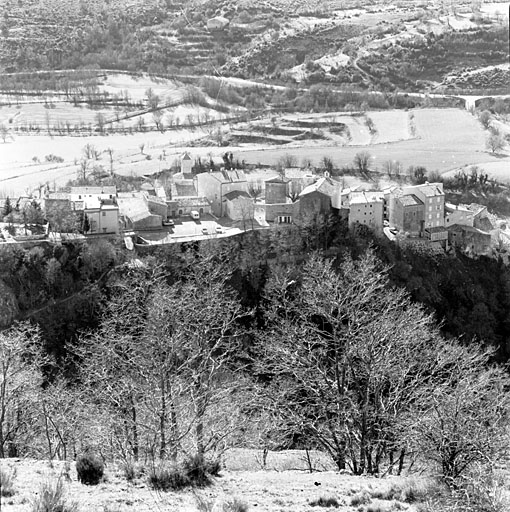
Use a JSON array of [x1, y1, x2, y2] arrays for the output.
[[0, 151, 505, 259]]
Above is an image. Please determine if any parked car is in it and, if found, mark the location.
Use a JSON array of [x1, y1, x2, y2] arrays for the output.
[[191, 210, 200, 220], [162, 218, 174, 226], [201, 228, 208, 235], [215, 226, 224, 234]]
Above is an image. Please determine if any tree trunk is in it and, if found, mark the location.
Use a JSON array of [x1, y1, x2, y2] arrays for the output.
[[397, 448, 406, 476], [131, 397, 139, 462], [159, 378, 167, 459], [169, 390, 179, 463]]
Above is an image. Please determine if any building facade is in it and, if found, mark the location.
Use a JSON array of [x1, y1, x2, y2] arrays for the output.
[[348, 191, 384, 233], [390, 192, 424, 235], [402, 182, 445, 229], [196, 170, 248, 217]]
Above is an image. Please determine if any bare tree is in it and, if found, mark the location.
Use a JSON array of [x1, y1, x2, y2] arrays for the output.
[[153, 110, 164, 133], [478, 110, 492, 130], [256, 251, 504, 476], [105, 148, 114, 175], [0, 323, 45, 458], [82, 144, 99, 160], [248, 182, 263, 201], [95, 112, 106, 134], [145, 88, 160, 110], [486, 132, 505, 154], [411, 346, 510, 482], [353, 151, 371, 176], [78, 255, 250, 463]]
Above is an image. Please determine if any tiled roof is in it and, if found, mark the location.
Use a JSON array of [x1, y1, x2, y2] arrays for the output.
[[71, 186, 117, 195], [300, 177, 340, 198], [416, 183, 444, 197], [224, 190, 251, 201], [266, 176, 291, 184], [399, 194, 423, 207], [350, 191, 384, 205]]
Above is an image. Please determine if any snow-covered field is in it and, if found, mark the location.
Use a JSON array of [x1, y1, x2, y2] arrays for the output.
[[0, 452, 443, 512], [0, 129, 208, 196], [1, 108, 506, 196], [97, 73, 186, 102], [368, 111, 411, 144], [480, 2, 510, 18], [443, 161, 510, 184]]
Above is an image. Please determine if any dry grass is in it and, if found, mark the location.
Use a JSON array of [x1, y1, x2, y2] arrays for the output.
[[1, 453, 508, 512], [30, 475, 77, 512], [1, 466, 17, 497]]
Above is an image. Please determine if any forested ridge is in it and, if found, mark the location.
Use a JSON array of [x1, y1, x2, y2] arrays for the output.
[[1, 218, 509, 365], [1, 220, 510, 487]]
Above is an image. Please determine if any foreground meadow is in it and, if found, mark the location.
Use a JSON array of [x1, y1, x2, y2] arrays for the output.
[[0, 450, 463, 512]]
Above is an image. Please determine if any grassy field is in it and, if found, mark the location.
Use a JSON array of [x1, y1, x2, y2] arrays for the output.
[[0, 451, 452, 512]]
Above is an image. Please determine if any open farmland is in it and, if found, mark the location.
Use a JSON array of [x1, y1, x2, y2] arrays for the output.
[[2, 108, 508, 195], [0, 129, 209, 196], [235, 108, 507, 173]]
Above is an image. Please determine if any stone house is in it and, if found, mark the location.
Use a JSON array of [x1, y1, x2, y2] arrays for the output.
[[196, 170, 248, 217], [348, 191, 384, 233]]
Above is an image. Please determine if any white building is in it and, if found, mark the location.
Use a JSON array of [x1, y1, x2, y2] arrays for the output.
[[82, 197, 119, 234], [70, 186, 117, 203], [348, 191, 384, 233]]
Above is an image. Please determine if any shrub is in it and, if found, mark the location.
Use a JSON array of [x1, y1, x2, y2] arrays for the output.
[[183, 454, 221, 486], [195, 494, 249, 512], [76, 452, 104, 485], [371, 479, 439, 503], [223, 497, 249, 512], [350, 491, 372, 507], [148, 455, 221, 492], [121, 461, 144, 482], [31, 477, 77, 512], [310, 495, 340, 507], [147, 464, 190, 491], [0, 466, 16, 497]]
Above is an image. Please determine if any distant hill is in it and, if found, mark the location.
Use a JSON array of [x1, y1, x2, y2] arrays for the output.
[[1, 0, 508, 93]]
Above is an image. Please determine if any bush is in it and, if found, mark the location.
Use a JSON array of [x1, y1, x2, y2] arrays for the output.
[[350, 491, 372, 507], [147, 464, 190, 491], [0, 466, 16, 497], [122, 461, 144, 482], [310, 495, 340, 507], [31, 477, 77, 512], [76, 452, 104, 485], [182, 454, 212, 487], [371, 478, 439, 503], [147, 455, 222, 492], [223, 497, 249, 512]]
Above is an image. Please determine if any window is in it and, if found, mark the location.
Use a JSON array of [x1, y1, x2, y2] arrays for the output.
[[102, 211, 106, 217], [436, 213, 440, 219], [428, 214, 432, 220], [102, 228, 107, 233]]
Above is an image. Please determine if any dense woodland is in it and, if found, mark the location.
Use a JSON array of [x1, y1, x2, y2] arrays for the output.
[[1, 218, 510, 472], [1, 217, 510, 368]]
